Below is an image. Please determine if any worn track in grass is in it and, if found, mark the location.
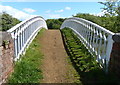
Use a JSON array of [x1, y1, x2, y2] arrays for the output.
[[40, 30, 77, 83]]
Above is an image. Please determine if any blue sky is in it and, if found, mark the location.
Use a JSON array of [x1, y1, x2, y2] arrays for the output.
[[1, 2, 104, 20]]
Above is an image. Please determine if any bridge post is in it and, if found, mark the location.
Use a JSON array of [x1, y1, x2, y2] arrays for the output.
[[105, 35, 114, 73], [109, 33, 120, 76]]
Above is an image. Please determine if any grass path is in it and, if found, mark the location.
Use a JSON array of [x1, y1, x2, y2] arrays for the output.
[[40, 30, 80, 83]]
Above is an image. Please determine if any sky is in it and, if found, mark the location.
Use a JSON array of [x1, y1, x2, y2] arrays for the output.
[[0, 1, 105, 20]]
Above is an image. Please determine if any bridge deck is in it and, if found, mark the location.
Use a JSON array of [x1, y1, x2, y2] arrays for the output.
[[40, 30, 74, 83]]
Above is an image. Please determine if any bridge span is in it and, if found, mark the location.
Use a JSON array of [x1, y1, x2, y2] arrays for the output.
[[7, 16, 117, 72]]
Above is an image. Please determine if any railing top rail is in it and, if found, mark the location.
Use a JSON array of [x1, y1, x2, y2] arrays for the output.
[[7, 16, 45, 33], [66, 17, 114, 35]]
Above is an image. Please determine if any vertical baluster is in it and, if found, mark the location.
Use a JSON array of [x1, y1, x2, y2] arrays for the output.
[[35, 21, 37, 30], [35, 21, 36, 30], [94, 28, 97, 56], [19, 27, 21, 53], [96, 29, 99, 60], [30, 22, 32, 36], [14, 30, 17, 59], [101, 32, 107, 60], [20, 29, 23, 53], [25, 27, 27, 44], [36, 21, 38, 29], [87, 24, 90, 42], [26, 26, 28, 42], [29, 24, 31, 38], [19, 28, 22, 52], [16, 32, 19, 58], [32, 22, 34, 34], [34, 21, 35, 31], [19, 33, 21, 51], [30, 23, 33, 36], [24, 28, 26, 44], [31, 23, 33, 34], [92, 26, 96, 53], [89, 25, 93, 50], [97, 30, 102, 63], [17, 28, 20, 58], [100, 32, 106, 66], [34, 22, 35, 31], [28, 25, 30, 38], [22, 30, 24, 48], [86, 24, 89, 43], [31, 23, 32, 36], [26, 27, 28, 42]]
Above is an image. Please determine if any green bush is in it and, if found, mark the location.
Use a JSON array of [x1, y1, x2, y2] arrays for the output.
[[46, 18, 65, 29], [0, 12, 21, 31]]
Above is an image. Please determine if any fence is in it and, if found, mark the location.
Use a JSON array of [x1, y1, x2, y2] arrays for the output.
[[7, 16, 47, 61], [60, 17, 114, 72]]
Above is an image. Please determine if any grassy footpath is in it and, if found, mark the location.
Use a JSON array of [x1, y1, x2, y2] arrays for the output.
[[8, 28, 46, 83], [61, 28, 119, 84]]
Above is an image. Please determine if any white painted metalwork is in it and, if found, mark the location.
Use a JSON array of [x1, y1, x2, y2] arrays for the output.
[[7, 16, 47, 61], [60, 17, 114, 71]]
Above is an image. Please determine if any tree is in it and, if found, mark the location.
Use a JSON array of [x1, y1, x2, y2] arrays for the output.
[[115, 1, 120, 32], [0, 12, 21, 31], [99, 0, 118, 17], [46, 18, 65, 29], [99, 0, 120, 32]]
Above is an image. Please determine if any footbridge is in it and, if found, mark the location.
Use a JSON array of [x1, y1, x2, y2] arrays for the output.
[[7, 16, 117, 72]]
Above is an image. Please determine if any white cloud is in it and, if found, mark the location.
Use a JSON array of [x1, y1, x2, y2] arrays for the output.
[[0, 5, 37, 20], [45, 10, 51, 13], [65, 7, 71, 10], [55, 9, 64, 13], [23, 8, 36, 13]]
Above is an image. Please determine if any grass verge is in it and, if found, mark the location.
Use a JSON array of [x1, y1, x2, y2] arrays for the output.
[[8, 28, 46, 83], [61, 27, 119, 84]]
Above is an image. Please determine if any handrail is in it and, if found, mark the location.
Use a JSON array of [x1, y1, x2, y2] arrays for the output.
[[7, 16, 47, 61], [60, 17, 114, 72]]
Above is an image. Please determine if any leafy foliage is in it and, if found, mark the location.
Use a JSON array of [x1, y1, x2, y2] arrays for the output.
[[46, 18, 65, 29], [99, 0, 120, 32], [0, 12, 21, 31]]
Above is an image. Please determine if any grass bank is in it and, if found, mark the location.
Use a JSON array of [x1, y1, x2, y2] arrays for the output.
[[8, 28, 46, 83], [61, 28, 119, 84]]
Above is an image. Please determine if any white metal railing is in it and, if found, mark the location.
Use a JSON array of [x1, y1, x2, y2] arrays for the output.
[[7, 16, 47, 61], [60, 17, 114, 71]]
